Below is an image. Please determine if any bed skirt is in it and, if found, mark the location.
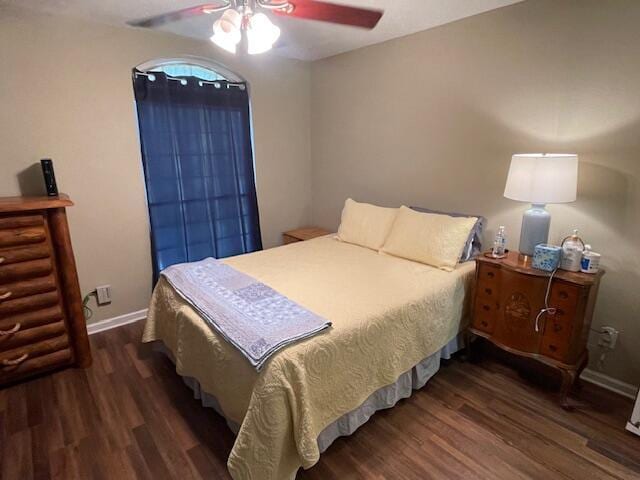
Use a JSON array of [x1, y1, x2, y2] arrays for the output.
[[153, 333, 463, 459]]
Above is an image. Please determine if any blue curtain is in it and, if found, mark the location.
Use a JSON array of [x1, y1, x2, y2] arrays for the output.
[[133, 71, 262, 282]]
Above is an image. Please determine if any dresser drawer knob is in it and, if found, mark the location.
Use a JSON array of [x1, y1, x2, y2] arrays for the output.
[[548, 345, 558, 352], [481, 320, 488, 327], [482, 304, 490, 311], [484, 288, 492, 295], [0, 323, 21, 336], [487, 271, 495, 278], [0, 291, 12, 301], [2, 353, 29, 368], [558, 291, 569, 299]]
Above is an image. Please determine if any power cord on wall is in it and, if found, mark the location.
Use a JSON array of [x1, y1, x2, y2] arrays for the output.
[[83, 289, 97, 321]]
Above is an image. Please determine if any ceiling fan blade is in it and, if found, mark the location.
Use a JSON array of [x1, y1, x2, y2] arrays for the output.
[[128, 3, 229, 28], [276, 0, 383, 29]]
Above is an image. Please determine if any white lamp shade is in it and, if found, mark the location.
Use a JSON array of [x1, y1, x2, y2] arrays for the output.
[[504, 153, 578, 204]]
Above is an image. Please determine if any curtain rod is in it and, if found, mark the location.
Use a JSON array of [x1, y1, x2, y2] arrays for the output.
[[134, 70, 246, 89]]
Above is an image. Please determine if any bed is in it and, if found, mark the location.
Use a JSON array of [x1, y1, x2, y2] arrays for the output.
[[142, 234, 476, 479]]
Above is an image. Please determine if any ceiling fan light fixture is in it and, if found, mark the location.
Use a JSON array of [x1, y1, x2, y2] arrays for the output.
[[210, 13, 241, 54], [247, 13, 281, 55]]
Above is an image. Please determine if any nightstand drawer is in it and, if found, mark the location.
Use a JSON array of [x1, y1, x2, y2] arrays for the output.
[[283, 234, 300, 245], [476, 264, 500, 299], [549, 283, 580, 319], [541, 309, 575, 362], [472, 297, 499, 333], [283, 227, 331, 245]]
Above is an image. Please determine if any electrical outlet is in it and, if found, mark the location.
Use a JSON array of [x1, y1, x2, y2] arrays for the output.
[[96, 285, 112, 305], [598, 326, 619, 350]]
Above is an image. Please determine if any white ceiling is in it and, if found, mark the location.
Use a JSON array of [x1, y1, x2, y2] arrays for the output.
[[2, 0, 524, 61]]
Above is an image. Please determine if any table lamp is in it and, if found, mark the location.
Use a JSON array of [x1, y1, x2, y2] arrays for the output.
[[504, 153, 578, 257]]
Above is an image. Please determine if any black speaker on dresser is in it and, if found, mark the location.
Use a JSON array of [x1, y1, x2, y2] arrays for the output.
[[40, 158, 59, 196]]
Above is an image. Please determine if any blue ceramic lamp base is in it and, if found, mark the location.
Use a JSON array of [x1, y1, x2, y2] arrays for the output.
[[519, 204, 551, 256]]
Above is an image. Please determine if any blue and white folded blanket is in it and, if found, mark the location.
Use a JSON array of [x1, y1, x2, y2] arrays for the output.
[[160, 258, 332, 371]]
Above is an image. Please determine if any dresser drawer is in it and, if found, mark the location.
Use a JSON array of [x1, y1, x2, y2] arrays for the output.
[[0, 258, 53, 284], [0, 215, 44, 230], [0, 290, 59, 317], [0, 275, 57, 302], [0, 348, 72, 384], [0, 306, 64, 334], [0, 321, 67, 352], [0, 226, 47, 248], [0, 244, 50, 266], [0, 335, 71, 382], [472, 296, 499, 333]]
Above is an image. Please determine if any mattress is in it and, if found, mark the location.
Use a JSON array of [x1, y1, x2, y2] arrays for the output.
[[142, 235, 475, 480]]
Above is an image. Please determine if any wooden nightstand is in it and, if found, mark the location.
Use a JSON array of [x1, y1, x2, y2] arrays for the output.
[[469, 251, 604, 409], [282, 227, 331, 245]]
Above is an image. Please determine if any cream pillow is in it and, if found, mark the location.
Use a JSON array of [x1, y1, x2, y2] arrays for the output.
[[382, 206, 478, 271], [337, 198, 398, 251]]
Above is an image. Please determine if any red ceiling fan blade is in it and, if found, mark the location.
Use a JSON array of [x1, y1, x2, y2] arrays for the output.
[[276, 0, 383, 29], [128, 3, 230, 28]]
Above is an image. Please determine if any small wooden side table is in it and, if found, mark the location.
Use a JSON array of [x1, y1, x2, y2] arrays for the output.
[[469, 251, 604, 409], [282, 227, 331, 245]]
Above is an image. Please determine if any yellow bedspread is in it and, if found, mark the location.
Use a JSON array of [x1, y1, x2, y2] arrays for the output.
[[142, 236, 475, 479]]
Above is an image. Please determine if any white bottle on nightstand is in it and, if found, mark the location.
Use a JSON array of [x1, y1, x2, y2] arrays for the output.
[[560, 230, 584, 272]]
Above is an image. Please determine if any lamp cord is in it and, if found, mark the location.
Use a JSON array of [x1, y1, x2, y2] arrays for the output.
[[535, 267, 558, 332]]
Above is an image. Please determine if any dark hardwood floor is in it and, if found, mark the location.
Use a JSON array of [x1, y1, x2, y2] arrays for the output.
[[1, 321, 639, 479]]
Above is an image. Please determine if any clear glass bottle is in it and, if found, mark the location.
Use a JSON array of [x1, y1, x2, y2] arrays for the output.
[[492, 226, 506, 257]]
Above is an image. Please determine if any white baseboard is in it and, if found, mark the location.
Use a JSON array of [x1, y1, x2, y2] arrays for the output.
[[580, 368, 639, 399], [87, 309, 148, 335]]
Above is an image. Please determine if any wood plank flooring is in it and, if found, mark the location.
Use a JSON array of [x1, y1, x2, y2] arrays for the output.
[[1, 321, 638, 479]]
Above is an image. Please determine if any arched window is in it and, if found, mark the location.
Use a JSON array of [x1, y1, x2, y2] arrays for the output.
[[133, 58, 262, 282]]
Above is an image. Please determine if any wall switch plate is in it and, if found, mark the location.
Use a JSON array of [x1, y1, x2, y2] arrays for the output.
[[96, 285, 112, 305]]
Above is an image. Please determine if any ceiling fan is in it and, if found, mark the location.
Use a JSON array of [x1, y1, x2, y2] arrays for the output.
[[128, 0, 384, 55]]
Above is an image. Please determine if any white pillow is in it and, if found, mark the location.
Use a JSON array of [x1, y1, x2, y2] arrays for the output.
[[382, 206, 478, 271], [337, 198, 398, 251]]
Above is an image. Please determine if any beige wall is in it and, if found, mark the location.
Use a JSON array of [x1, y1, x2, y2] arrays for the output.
[[0, 7, 312, 323], [311, 0, 640, 385]]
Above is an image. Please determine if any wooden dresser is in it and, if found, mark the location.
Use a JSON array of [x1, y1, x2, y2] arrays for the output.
[[469, 251, 603, 408], [282, 226, 331, 245], [0, 195, 91, 385]]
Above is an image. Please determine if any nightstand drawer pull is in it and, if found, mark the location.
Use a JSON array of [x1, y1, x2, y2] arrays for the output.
[[0, 323, 21, 336], [2, 353, 29, 367]]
